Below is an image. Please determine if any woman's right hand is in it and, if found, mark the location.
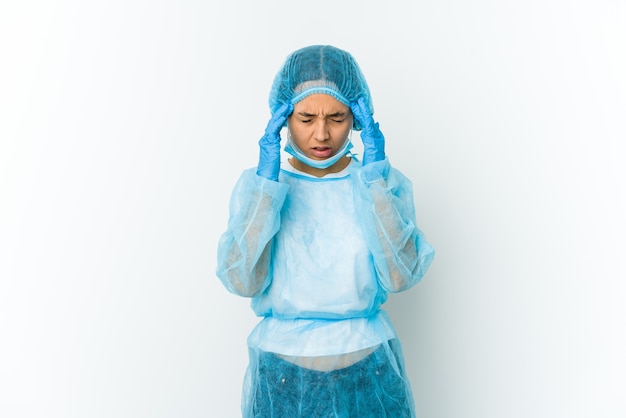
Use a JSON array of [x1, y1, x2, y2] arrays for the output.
[[256, 103, 293, 181]]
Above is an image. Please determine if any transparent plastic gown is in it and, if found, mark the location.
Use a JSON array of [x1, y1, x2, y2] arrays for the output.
[[217, 158, 434, 417]]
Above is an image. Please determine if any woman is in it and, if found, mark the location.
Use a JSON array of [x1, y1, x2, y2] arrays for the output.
[[217, 45, 435, 417]]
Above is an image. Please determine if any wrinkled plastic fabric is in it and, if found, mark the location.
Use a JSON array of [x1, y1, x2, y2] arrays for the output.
[[268, 45, 373, 130], [216, 158, 435, 417], [217, 172, 288, 297]]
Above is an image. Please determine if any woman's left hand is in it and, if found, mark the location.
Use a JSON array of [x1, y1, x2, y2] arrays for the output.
[[350, 97, 385, 165]]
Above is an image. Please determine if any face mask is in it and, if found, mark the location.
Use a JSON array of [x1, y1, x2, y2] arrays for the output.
[[284, 131, 353, 170]]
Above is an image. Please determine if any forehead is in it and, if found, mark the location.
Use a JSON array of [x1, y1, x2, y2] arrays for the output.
[[293, 94, 349, 114]]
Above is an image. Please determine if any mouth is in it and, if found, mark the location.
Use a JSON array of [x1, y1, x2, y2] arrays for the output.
[[311, 146, 333, 158]]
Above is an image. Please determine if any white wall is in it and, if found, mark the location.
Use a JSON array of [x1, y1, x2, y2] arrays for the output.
[[1, 1, 624, 417]]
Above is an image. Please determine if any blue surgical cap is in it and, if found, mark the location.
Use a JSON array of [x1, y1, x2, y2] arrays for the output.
[[268, 45, 374, 130]]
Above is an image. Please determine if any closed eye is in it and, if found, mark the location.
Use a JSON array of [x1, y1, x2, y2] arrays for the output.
[[328, 112, 347, 123]]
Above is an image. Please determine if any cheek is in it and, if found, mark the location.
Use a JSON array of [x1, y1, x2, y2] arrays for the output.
[[342, 117, 354, 135], [334, 122, 352, 139], [288, 122, 305, 138], [287, 124, 310, 146]]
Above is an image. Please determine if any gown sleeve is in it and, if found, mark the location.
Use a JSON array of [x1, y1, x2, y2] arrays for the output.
[[216, 168, 289, 297], [350, 158, 435, 293]]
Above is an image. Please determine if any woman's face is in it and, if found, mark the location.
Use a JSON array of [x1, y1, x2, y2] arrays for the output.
[[288, 94, 353, 167]]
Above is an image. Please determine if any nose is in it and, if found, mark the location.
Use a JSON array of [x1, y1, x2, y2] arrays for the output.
[[312, 119, 330, 142]]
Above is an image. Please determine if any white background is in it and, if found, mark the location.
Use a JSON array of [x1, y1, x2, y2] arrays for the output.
[[1, 1, 625, 417]]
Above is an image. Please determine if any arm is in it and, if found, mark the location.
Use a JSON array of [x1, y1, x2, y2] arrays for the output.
[[217, 104, 293, 296], [349, 98, 434, 292], [216, 169, 289, 297], [351, 158, 435, 293]]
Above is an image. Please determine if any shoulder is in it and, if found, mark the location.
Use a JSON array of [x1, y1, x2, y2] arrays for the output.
[[231, 167, 290, 194]]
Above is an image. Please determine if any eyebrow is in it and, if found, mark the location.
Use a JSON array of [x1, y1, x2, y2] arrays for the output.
[[297, 111, 347, 118]]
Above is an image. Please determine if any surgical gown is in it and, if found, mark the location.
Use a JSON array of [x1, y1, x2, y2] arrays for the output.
[[217, 157, 434, 417]]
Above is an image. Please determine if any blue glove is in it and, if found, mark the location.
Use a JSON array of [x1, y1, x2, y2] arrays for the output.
[[350, 97, 385, 166], [256, 103, 293, 181]]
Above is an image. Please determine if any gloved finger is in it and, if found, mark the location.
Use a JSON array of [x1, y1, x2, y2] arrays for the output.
[[266, 103, 294, 135], [349, 97, 371, 129]]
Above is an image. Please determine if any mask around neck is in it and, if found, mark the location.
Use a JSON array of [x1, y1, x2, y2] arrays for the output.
[[284, 132, 353, 170]]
